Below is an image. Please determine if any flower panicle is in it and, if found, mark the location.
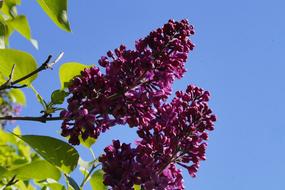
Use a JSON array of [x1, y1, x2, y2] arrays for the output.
[[61, 19, 195, 145], [60, 19, 216, 190]]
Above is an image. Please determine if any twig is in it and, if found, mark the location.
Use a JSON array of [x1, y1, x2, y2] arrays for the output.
[[0, 115, 62, 123], [0, 175, 18, 190], [49, 52, 64, 68], [7, 64, 16, 83], [11, 55, 52, 86], [0, 52, 64, 91], [0, 64, 16, 88]]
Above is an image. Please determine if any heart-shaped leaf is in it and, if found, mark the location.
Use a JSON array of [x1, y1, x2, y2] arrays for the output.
[[36, 0, 71, 32], [0, 49, 38, 86], [59, 62, 90, 89], [51, 89, 68, 105], [79, 135, 96, 149], [8, 88, 26, 105], [18, 135, 79, 174], [7, 15, 31, 39], [90, 170, 107, 190], [1, 160, 61, 180]]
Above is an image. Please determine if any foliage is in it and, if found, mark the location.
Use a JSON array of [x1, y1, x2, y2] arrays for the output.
[[0, 1, 217, 190], [0, 127, 61, 189]]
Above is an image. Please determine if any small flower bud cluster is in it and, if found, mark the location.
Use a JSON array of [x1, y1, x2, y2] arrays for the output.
[[61, 19, 195, 145]]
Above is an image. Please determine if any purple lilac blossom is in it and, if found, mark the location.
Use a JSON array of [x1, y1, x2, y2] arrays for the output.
[[61, 19, 216, 189], [99, 85, 216, 189], [61, 19, 195, 145]]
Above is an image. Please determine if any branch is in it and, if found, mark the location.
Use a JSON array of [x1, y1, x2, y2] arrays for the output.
[[0, 52, 64, 91], [11, 55, 52, 86], [0, 175, 18, 190], [7, 64, 16, 84], [0, 115, 63, 123]]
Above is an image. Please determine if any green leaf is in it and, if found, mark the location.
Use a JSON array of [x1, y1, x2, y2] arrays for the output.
[[134, 185, 141, 190], [90, 170, 107, 190], [5, 15, 38, 49], [36, 179, 66, 190], [79, 135, 96, 149], [30, 84, 46, 109], [11, 127, 31, 160], [65, 175, 80, 190], [45, 183, 66, 190], [0, 77, 5, 86], [18, 135, 79, 174], [1, 0, 21, 18], [1, 160, 61, 180], [0, 35, 5, 49], [3, 0, 21, 6], [36, 0, 71, 32], [59, 62, 90, 89], [0, 19, 8, 48], [14, 180, 35, 190], [51, 89, 68, 105], [0, 166, 7, 176], [12, 126, 21, 135], [0, 49, 38, 85], [0, 16, 14, 48], [30, 38, 39, 49], [7, 15, 31, 39], [8, 88, 26, 105], [0, 128, 17, 144]]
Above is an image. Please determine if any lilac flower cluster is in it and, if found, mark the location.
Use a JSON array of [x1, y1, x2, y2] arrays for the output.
[[61, 19, 216, 189], [99, 85, 216, 189], [60, 19, 195, 145]]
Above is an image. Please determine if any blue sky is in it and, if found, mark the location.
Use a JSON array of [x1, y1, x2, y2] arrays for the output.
[[8, 0, 285, 189]]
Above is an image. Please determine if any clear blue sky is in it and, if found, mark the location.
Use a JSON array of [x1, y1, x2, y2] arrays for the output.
[[8, 0, 285, 189]]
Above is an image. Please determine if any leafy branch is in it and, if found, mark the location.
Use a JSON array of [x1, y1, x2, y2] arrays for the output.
[[0, 52, 64, 91]]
